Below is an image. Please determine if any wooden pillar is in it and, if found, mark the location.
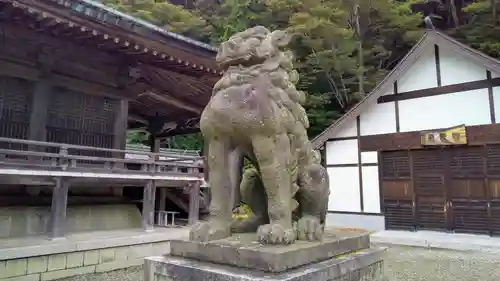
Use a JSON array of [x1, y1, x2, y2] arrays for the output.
[[49, 177, 69, 240], [159, 188, 167, 212], [113, 100, 129, 151], [28, 77, 51, 141], [142, 179, 156, 231], [149, 134, 161, 154], [112, 100, 128, 172], [188, 181, 201, 225]]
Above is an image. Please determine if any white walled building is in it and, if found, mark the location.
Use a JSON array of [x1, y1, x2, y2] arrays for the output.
[[312, 30, 500, 236]]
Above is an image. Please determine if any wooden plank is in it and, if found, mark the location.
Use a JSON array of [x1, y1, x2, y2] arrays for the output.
[[188, 181, 201, 225], [142, 179, 156, 231], [49, 177, 69, 239]]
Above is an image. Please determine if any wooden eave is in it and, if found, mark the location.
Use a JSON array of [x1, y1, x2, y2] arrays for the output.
[[311, 30, 500, 149], [0, 0, 221, 131], [0, 0, 222, 76]]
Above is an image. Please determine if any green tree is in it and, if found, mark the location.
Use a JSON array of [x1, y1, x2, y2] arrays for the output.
[[448, 0, 500, 58], [105, 0, 423, 139]]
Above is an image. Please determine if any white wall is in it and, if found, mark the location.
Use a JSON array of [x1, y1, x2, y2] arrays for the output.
[[399, 89, 491, 132], [397, 47, 437, 92], [325, 139, 358, 165], [440, 46, 487, 85], [361, 152, 377, 164], [362, 166, 380, 213], [359, 102, 397, 136], [327, 167, 361, 212], [335, 120, 357, 138]]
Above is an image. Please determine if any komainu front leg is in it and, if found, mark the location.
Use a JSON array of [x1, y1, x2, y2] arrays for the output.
[[252, 134, 296, 245], [190, 138, 233, 242], [296, 163, 330, 241]]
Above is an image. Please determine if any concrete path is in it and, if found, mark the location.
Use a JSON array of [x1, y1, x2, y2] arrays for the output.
[[371, 230, 500, 253]]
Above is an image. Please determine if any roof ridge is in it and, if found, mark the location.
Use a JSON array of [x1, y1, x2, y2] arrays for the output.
[[58, 0, 218, 53]]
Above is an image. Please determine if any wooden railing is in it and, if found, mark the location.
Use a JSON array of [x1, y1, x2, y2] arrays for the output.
[[0, 137, 204, 181]]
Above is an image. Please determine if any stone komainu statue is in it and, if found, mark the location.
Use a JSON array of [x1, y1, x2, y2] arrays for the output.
[[190, 26, 330, 245]]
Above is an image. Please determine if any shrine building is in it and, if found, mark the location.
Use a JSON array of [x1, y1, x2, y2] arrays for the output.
[[313, 30, 500, 236]]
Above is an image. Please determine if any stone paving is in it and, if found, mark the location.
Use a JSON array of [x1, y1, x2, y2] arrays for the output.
[[55, 245, 500, 281]]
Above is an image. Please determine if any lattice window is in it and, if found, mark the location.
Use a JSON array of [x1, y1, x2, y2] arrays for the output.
[[0, 76, 33, 140], [46, 87, 117, 150], [415, 175, 445, 197], [412, 149, 447, 174], [449, 146, 484, 178], [487, 145, 500, 177], [381, 151, 410, 178]]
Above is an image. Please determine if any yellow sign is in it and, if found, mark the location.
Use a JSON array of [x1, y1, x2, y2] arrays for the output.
[[421, 125, 467, 146]]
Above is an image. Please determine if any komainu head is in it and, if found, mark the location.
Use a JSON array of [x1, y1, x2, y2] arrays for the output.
[[216, 26, 293, 69]]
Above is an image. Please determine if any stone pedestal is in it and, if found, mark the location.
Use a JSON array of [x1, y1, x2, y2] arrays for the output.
[[144, 229, 386, 281]]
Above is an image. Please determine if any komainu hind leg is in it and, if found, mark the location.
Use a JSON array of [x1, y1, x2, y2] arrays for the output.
[[231, 167, 269, 233], [190, 137, 233, 242], [252, 133, 296, 245], [296, 163, 330, 241]]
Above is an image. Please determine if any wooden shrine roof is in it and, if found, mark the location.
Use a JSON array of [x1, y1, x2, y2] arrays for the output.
[[0, 0, 221, 136]]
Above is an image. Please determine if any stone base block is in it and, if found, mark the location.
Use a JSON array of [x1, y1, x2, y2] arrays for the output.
[[144, 247, 386, 281], [169, 229, 370, 273]]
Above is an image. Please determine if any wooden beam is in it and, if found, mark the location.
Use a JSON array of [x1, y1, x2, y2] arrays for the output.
[[0, 59, 128, 100], [128, 114, 149, 125], [142, 179, 156, 231], [359, 123, 500, 152], [140, 91, 201, 114], [49, 177, 69, 240], [356, 116, 364, 212], [434, 44, 442, 87], [378, 78, 500, 103], [487, 70, 496, 124]]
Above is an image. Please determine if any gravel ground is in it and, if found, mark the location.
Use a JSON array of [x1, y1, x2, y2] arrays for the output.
[[56, 246, 500, 281]]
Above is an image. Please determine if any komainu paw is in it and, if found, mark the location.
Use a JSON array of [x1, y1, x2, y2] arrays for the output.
[[257, 223, 296, 245], [296, 215, 323, 241], [189, 221, 231, 242]]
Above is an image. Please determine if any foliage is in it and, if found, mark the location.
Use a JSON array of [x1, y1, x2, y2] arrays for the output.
[[107, 0, 499, 146], [126, 129, 149, 145], [449, 0, 500, 58]]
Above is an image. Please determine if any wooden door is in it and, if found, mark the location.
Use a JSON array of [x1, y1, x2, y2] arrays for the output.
[[412, 149, 448, 231], [381, 145, 500, 235], [448, 146, 489, 234], [380, 151, 414, 230], [487, 145, 500, 235]]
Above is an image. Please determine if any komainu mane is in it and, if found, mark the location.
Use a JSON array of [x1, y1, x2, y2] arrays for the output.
[[190, 26, 330, 245]]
